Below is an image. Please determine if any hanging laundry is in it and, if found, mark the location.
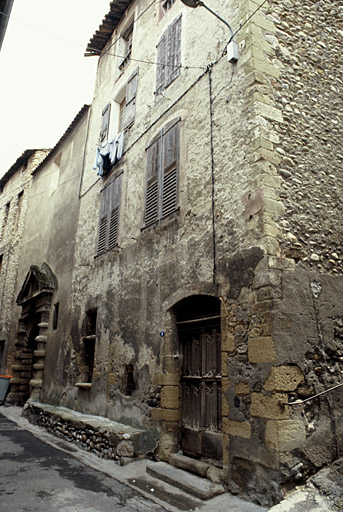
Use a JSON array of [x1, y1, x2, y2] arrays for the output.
[[93, 132, 125, 178]]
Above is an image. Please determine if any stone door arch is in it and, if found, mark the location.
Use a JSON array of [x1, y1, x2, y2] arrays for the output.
[[7, 263, 57, 405]]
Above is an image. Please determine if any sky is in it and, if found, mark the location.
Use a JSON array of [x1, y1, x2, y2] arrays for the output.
[[0, 0, 111, 177]]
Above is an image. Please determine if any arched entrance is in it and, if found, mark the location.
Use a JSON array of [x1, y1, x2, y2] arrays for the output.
[[174, 295, 222, 463], [7, 264, 57, 405]]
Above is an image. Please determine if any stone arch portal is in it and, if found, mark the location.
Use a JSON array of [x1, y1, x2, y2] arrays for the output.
[[7, 263, 57, 405]]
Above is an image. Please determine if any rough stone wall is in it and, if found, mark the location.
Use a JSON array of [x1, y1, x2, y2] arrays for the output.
[[272, 267, 343, 483], [0, 150, 49, 372], [265, 0, 343, 272]]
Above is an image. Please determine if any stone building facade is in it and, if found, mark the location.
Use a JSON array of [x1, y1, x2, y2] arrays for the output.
[[1, 0, 343, 507]]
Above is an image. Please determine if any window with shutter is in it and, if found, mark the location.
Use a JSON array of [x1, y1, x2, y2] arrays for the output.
[[155, 15, 182, 96], [124, 68, 138, 130], [100, 103, 111, 142], [143, 119, 180, 228], [96, 172, 123, 255]]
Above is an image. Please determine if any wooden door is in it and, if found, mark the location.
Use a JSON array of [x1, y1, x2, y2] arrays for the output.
[[180, 321, 222, 462]]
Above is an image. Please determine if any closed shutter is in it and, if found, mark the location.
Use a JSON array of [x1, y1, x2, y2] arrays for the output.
[[166, 15, 182, 86], [97, 184, 111, 255], [108, 174, 122, 250], [97, 173, 122, 255], [100, 103, 111, 142], [162, 120, 179, 218], [144, 136, 161, 227], [156, 33, 167, 95], [124, 68, 139, 129]]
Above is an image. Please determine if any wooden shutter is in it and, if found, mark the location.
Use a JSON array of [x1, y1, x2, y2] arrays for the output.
[[144, 136, 161, 227], [156, 32, 167, 95], [124, 68, 139, 130], [161, 120, 179, 218], [166, 15, 182, 86], [100, 103, 111, 141], [97, 173, 122, 255], [97, 184, 111, 255]]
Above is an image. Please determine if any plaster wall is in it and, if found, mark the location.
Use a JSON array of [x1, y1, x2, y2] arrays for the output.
[[9, 112, 89, 401]]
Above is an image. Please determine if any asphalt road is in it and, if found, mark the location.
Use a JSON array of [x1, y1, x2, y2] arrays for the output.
[[0, 413, 164, 512]]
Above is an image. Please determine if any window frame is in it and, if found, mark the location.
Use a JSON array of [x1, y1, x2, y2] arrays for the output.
[[96, 170, 123, 256], [155, 14, 182, 97], [143, 118, 180, 230]]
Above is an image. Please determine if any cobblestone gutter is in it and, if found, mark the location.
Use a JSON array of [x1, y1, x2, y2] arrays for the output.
[[23, 401, 158, 465]]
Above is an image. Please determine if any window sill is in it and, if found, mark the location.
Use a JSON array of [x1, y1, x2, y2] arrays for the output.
[[94, 245, 120, 259], [141, 208, 180, 234], [75, 383, 92, 390]]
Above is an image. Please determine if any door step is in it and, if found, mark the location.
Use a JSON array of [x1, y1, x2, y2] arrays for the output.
[[146, 461, 225, 500], [169, 453, 223, 483]]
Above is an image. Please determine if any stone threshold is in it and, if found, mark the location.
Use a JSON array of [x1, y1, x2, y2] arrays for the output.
[[22, 401, 157, 464]]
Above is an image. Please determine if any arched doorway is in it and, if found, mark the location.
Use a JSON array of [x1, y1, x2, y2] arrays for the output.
[[7, 264, 56, 405], [174, 295, 222, 463]]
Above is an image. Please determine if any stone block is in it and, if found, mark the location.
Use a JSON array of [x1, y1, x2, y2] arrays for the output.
[[251, 392, 289, 420], [153, 373, 179, 386], [235, 382, 250, 395], [107, 373, 117, 385], [221, 332, 235, 353], [33, 350, 46, 358], [223, 419, 251, 439], [160, 386, 179, 409], [162, 355, 179, 373], [264, 366, 304, 392], [266, 420, 306, 452], [222, 377, 231, 393], [151, 408, 179, 422], [248, 336, 276, 363]]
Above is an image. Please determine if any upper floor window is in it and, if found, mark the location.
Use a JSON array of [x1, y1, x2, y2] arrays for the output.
[[143, 118, 180, 228], [119, 24, 133, 70], [97, 171, 123, 255], [100, 103, 111, 143], [155, 15, 182, 97], [163, 0, 176, 12], [119, 68, 139, 131]]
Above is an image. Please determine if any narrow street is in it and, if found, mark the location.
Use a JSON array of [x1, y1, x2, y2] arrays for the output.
[[0, 413, 164, 512]]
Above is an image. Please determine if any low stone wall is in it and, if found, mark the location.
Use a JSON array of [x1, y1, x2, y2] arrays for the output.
[[23, 401, 158, 465]]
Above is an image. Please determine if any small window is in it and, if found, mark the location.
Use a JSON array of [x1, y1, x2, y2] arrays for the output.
[[97, 172, 123, 256], [143, 118, 180, 228], [80, 309, 97, 384], [156, 15, 182, 96], [0, 254, 3, 274], [117, 68, 139, 132], [122, 364, 136, 396], [100, 103, 111, 142], [52, 302, 59, 330], [163, 0, 176, 12], [1, 202, 10, 238], [119, 24, 133, 70], [14, 191, 24, 231]]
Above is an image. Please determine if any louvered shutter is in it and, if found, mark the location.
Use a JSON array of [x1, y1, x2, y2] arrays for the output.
[[100, 103, 111, 142], [97, 173, 122, 255], [97, 184, 111, 255], [166, 15, 182, 86], [161, 120, 179, 218], [156, 33, 167, 95], [124, 68, 139, 129], [144, 136, 161, 227]]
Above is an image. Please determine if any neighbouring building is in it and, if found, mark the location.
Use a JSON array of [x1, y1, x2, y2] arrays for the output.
[[0, 149, 50, 372], [1, 0, 343, 506]]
